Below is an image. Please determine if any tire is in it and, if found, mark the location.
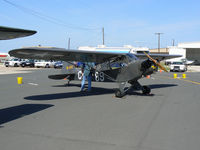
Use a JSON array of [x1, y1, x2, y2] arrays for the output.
[[45, 64, 50, 68], [142, 86, 151, 95], [14, 63, 18, 67], [115, 89, 124, 98], [21, 63, 25, 67]]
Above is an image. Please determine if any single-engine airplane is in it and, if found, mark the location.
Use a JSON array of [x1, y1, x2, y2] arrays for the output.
[[9, 47, 181, 97]]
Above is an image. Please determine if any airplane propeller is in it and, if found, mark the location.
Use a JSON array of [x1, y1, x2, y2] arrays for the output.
[[143, 52, 168, 72]]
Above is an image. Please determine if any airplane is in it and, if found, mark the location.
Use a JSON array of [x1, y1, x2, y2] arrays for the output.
[[0, 26, 36, 62], [0, 26, 36, 40], [9, 46, 181, 98]]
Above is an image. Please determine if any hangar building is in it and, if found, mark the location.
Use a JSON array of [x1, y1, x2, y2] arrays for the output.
[[178, 42, 200, 64], [150, 41, 200, 64]]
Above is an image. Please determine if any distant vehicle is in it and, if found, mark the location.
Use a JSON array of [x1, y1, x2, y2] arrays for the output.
[[34, 60, 54, 68], [4, 58, 26, 67], [20, 59, 35, 67], [181, 58, 194, 65], [170, 61, 187, 72], [54, 61, 63, 69]]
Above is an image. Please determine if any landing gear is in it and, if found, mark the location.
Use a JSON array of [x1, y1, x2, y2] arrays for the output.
[[130, 81, 151, 95], [115, 89, 124, 98], [115, 81, 151, 98], [142, 86, 151, 95], [66, 80, 71, 86], [115, 82, 128, 98]]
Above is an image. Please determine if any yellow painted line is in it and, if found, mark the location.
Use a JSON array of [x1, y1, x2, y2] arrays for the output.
[[158, 75, 200, 86], [178, 78, 200, 85]]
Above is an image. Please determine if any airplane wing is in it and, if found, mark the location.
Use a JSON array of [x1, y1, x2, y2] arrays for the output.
[[9, 47, 127, 63], [135, 53, 182, 61], [0, 26, 36, 40]]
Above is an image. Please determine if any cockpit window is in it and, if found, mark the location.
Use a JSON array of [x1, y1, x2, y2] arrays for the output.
[[126, 53, 138, 62]]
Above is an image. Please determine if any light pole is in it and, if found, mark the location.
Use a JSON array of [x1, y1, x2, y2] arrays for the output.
[[68, 38, 70, 50], [102, 27, 104, 45]]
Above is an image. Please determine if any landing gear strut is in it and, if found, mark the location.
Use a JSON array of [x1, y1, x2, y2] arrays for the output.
[[115, 89, 124, 98], [115, 81, 151, 98], [115, 82, 128, 98]]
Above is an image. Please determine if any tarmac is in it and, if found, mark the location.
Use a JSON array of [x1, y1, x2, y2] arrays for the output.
[[0, 68, 200, 150]]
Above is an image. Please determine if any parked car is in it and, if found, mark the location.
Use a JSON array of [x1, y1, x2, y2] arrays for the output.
[[20, 59, 35, 67], [170, 61, 187, 72], [34, 60, 54, 68], [4, 58, 26, 67], [54, 61, 63, 69]]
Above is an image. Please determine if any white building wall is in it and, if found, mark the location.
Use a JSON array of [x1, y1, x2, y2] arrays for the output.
[[166, 46, 186, 62], [178, 42, 200, 48]]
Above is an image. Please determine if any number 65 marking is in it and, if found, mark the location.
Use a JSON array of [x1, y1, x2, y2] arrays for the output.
[[95, 72, 104, 82]]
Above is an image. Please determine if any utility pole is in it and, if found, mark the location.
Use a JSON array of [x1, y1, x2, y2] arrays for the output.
[[155, 33, 163, 53], [102, 27, 104, 45], [68, 38, 70, 50], [172, 39, 175, 46]]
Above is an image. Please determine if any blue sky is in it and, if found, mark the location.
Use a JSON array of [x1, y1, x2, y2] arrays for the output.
[[1, 0, 200, 52]]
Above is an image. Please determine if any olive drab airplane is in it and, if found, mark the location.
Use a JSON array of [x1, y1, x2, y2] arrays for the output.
[[0, 26, 36, 40], [9, 47, 181, 98]]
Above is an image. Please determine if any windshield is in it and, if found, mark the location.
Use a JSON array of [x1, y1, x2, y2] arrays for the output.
[[126, 53, 138, 62], [172, 62, 183, 65]]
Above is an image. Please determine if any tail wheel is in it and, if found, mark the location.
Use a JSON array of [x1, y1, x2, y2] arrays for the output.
[[142, 86, 151, 95], [115, 89, 124, 98]]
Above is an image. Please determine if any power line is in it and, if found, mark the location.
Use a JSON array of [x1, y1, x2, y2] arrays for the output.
[[3, 0, 101, 31]]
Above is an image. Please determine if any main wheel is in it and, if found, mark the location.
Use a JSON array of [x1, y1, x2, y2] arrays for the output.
[[142, 86, 151, 95], [115, 89, 124, 98]]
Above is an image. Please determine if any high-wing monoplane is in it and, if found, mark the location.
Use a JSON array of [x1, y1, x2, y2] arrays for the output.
[[9, 47, 181, 97]]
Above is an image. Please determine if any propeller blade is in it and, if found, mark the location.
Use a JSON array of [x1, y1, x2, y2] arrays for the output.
[[143, 52, 168, 72]]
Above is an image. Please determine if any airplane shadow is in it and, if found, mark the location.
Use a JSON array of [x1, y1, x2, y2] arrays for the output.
[[0, 104, 54, 126], [149, 84, 177, 89], [25, 84, 177, 101], [52, 83, 177, 89], [25, 87, 115, 101], [52, 83, 82, 88]]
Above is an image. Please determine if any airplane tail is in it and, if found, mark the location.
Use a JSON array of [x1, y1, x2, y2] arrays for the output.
[[48, 61, 78, 81], [61, 61, 78, 74]]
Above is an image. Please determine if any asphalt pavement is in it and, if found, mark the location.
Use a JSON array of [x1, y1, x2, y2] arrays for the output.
[[0, 69, 200, 150]]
